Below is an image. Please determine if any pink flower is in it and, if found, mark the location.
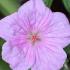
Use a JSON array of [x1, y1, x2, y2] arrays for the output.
[[0, 0, 70, 70]]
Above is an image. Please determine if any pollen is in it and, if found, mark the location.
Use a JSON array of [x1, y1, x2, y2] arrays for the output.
[[31, 35, 38, 42], [27, 32, 41, 45]]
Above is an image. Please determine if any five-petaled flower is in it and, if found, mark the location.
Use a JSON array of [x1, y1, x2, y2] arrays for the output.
[[0, 0, 70, 70]]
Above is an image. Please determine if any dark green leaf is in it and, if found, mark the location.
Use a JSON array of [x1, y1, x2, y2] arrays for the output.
[[0, 0, 20, 16], [64, 45, 70, 54], [61, 59, 69, 70], [62, 0, 70, 13], [0, 38, 5, 54], [44, 0, 53, 7], [0, 59, 11, 70], [0, 38, 5, 46]]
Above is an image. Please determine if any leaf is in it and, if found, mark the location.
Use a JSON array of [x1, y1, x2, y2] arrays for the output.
[[0, 39, 10, 70], [64, 45, 70, 54], [60, 58, 70, 70], [64, 45, 70, 70], [0, 0, 20, 16], [0, 59, 11, 70], [0, 38, 5, 46], [0, 38, 5, 54], [62, 0, 70, 13], [44, 0, 53, 7]]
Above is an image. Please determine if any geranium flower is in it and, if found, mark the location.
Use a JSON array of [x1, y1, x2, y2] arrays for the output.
[[0, 0, 70, 70]]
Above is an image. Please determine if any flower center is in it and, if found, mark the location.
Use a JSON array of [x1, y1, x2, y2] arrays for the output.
[[27, 32, 41, 45], [31, 35, 39, 43]]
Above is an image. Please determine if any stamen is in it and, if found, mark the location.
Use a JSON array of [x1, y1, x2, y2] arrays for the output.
[[27, 32, 41, 45], [31, 35, 38, 42]]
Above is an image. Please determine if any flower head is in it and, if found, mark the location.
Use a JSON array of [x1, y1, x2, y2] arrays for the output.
[[0, 0, 70, 70]]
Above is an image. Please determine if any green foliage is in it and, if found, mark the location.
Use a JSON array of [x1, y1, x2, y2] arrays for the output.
[[64, 45, 70, 54], [0, 59, 11, 70], [0, 38, 5, 54], [62, 0, 70, 13], [0, 0, 20, 16], [0, 38, 10, 70], [0, 38, 5, 46], [61, 45, 70, 70], [61, 59, 70, 70], [44, 0, 53, 7]]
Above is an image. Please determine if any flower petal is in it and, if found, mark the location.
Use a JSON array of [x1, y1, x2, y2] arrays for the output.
[[46, 12, 70, 37], [14, 46, 35, 70], [2, 42, 35, 70], [0, 13, 17, 41], [46, 37, 70, 48], [32, 41, 66, 70], [17, 0, 51, 31], [43, 12, 70, 48], [18, 0, 47, 18], [30, 0, 46, 13], [2, 42, 24, 69]]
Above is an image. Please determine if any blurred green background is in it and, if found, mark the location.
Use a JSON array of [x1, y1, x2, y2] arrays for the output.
[[0, 0, 70, 70]]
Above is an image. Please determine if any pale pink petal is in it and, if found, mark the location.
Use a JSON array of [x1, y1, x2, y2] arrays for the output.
[[2, 42, 24, 68], [18, 0, 47, 18], [17, 0, 51, 31], [30, 0, 47, 13], [14, 46, 35, 70], [42, 12, 70, 48], [34, 9, 52, 32], [46, 37, 70, 48], [32, 41, 66, 70], [0, 13, 17, 41], [2, 41, 35, 70], [45, 12, 70, 37]]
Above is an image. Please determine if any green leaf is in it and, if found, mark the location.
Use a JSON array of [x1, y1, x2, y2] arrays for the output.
[[44, 0, 53, 7], [0, 38, 5, 56], [0, 39, 10, 70], [61, 59, 69, 70], [62, 0, 70, 13], [0, 59, 11, 70], [64, 45, 70, 54], [0, 38, 5, 46], [0, 0, 20, 16]]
